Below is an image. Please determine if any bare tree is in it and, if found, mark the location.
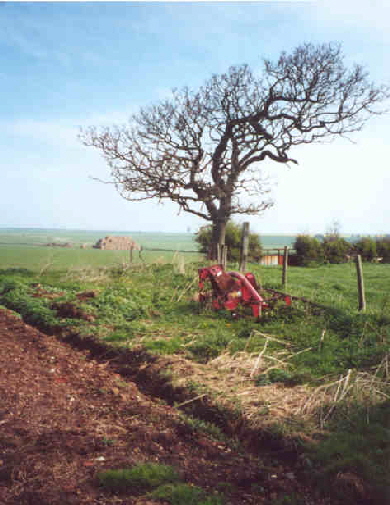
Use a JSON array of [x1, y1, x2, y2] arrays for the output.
[[80, 43, 388, 259]]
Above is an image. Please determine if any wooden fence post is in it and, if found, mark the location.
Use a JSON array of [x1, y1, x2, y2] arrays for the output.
[[129, 245, 133, 264], [282, 246, 288, 287], [355, 254, 366, 311], [239, 222, 250, 272]]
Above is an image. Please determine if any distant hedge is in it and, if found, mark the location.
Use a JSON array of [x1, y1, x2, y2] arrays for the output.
[[293, 235, 390, 266], [376, 237, 390, 263]]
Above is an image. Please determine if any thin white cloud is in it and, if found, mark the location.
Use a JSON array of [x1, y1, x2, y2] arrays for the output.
[[0, 5, 104, 67], [313, 0, 390, 40]]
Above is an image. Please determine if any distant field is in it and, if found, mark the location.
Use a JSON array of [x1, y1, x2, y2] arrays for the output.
[[0, 229, 200, 270], [0, 228, 299, 271], [0, 246, 203, 271], [0, 228, 298, 248], [0, 228, 198, 250]]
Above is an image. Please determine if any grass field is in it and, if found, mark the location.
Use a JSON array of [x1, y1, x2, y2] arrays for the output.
[[0, 245, 202, 271], [1, 228, 389, 503], [0, 228, 297, 249], [0, 228, 203, 270], [0, 228, 297, 271]]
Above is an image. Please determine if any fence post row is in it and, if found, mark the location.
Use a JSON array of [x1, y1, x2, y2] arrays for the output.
[[239, 222, 250, 273]]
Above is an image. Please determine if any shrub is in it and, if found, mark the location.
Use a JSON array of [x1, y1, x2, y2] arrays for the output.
[[323, 237, 351, 264], [195, 222, 262, 262], [352, 237, 377, 261], [376, 237, 390, 263], [293, 235, 324, 266]]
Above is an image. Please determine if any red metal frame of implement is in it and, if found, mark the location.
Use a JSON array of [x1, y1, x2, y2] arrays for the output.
[[198, 264, 292, 319]]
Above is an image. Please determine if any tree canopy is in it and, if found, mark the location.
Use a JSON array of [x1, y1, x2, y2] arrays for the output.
[[80, 43, 388, 257]]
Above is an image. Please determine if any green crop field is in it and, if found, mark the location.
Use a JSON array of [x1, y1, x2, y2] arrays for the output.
[[0, 228, 299, 271], [0, 229, 202, 271], [1, 228, 389, 504], [0, 245, 201, 271]]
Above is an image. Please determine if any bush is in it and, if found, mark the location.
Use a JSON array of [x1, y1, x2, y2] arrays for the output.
[[376, 237, 390, 263], [352, 237, 377, 261], [323, 237, 351, 264], [195, 222, 262, 262], [293, 235, 324, 266]]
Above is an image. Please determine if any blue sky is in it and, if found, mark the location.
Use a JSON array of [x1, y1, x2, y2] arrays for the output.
[[1, 1, 389, 235]]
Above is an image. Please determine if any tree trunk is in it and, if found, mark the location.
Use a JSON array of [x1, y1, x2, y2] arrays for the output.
[[209, 220, 227, 261]]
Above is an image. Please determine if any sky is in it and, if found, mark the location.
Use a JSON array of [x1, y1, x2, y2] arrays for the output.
[[1, 0, 389, 235]]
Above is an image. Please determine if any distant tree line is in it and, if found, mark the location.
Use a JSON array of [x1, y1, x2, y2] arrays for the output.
[[294, 234, 390, 266]]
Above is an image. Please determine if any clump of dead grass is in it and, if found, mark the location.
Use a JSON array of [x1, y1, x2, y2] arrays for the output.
[[298, 354, 390, 427]]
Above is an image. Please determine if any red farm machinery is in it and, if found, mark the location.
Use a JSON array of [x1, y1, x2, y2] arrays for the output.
[[198, 264, 292, 319]]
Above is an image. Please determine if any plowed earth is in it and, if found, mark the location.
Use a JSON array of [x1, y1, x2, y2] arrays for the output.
[[0, 308, 325, 505]]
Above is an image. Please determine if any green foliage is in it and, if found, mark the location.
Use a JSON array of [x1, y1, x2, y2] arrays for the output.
[[89, 285, 152, 322], [150, 483, 224, 505], [195, 221, 262, 261], [178, 414, 226, 441], [353, 237, 377, 261], [97, 463, 180, 493], [0, 278, 58, 331], [323, 237, 350, 264], [376, 237, 390, 263], [97, 463, 223, 504], [293, 235, 324, 266], [294, 234, 352, 265]]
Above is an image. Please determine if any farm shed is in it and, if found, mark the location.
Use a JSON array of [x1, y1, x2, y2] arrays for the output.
[[93, 236, 141, 251], [259, 253, 280, 266], [260, 248, 297, 266]]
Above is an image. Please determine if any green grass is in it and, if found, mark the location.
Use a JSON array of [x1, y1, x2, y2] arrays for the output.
[[308, 400, 390, 502], [251, 262, 390, 315], [1, 262, 388, 377], [0, 228, 198, 249], [97, 463, 180, 492], [0, 245, 201, 271], [97, 463, 223, 504]]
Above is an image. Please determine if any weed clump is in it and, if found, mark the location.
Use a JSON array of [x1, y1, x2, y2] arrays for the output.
[[97, 463, 179, 493], [0, 279, 58, 331], [97, 463, 224, 504]]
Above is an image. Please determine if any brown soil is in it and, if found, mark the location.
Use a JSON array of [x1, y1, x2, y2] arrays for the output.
[[0, 308, 327, 505]]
